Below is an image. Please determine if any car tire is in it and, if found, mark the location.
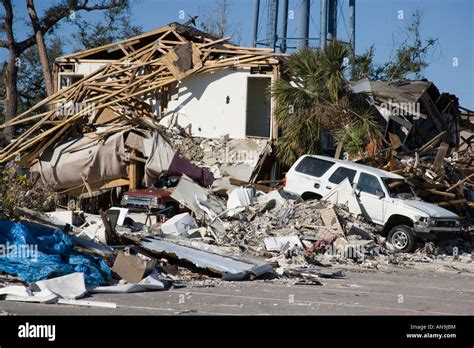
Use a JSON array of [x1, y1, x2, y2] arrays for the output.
[[387, 225, 416, 253]]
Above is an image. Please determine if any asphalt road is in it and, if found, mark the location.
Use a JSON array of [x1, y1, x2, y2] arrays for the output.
[[1, 266, 473, 316]]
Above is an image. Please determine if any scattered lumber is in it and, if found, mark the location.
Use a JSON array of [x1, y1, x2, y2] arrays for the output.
[[0, 22, 283, 166]]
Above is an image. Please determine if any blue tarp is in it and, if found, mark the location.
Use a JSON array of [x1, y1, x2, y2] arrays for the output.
[[0, 220, 111, 285]]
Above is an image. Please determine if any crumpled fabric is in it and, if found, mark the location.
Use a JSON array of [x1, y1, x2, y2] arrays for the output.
[[167, 152, 215, 187], [0, 220, 111, 285]]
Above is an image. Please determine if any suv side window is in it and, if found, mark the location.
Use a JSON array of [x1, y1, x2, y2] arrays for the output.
[[357, 173, 382, 195], [295, 157, 334, 177], [328, 166, 357, 184]]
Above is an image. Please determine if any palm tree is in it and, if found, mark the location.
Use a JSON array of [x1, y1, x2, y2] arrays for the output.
[[271, 40, 381, 166]]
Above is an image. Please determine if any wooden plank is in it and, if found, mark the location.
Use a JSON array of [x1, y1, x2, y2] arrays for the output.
[[229, 178, 273, 193], [99, 178, 129, 190], [93, 108, 120, 125], [129, 149, 138, 191], [58, 25, 172, 60], [334, 142, 343, 159], [437, 199, 467, 207], [197, 36, 230, 48], [447, 173, 474, 192], [81, 174, 93, 197], [418, 131, 446, 154], [426, 189, 456, 198]]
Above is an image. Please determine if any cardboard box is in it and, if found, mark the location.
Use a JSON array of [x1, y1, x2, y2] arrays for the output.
[[111, 250, 157, 283]]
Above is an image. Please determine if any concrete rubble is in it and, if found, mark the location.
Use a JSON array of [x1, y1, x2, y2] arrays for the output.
[[1, 125, 473, 310], [1, 168, 472, 302], [165, 131, 269, 182]]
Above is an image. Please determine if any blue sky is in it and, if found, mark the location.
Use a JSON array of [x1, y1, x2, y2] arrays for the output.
[[1, 0, 473, 108]]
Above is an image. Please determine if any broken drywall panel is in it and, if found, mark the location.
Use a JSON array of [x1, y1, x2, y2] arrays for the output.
[[45, 211, 74, 225], [186, 227, 208, 239], [171, 175, 225, 220], [91, 271, 167, 293], [264, 235, 303, 252], [32, 273, 87, 300], [227, 187, 254, 209], [160, 212, 198, 236], [256, 190, 288, 208], [322, 178, 362, 216], [0, 273, 87, 304], [1, 292, 58, 304], [0, 285, 32, 297]]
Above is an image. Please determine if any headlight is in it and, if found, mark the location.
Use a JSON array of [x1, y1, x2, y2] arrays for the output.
[[123, 195, 129, 202], [427, 217, 437, 226], [416, 217, 429, 226], [150, 197, 158, 206], [454, 220, 460, 227]]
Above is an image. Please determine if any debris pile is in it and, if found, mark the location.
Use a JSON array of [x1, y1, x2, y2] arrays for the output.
[[1, 170, 472, 308], [0, 23, 472, 312], [163, 129, 269, 182], [363, 135, 474, 224]]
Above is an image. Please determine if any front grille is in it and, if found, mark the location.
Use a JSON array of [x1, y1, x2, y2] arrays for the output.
[[124, 195, 155, 206], [436, 220, 456, 228]]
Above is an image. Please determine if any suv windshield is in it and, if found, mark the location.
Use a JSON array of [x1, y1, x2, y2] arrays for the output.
[[382, 178, 415, 198]]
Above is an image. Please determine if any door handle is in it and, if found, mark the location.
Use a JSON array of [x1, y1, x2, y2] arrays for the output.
[[326, 186, 332, 190]]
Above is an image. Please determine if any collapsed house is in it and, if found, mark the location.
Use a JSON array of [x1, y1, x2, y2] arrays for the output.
[[370, 80, 461, 150], [54, 23, 279, 140], [0, 22, 283, 206]]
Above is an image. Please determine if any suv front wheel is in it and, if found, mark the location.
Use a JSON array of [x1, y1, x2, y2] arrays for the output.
[[387, 225, 416, 253]]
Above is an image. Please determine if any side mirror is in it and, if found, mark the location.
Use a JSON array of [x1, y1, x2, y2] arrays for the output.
[[375, 190, 385, 199]]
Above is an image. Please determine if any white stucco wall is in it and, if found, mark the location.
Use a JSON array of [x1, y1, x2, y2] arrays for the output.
[[62, 62, 271, 139], [75, 62, 107, 76], [162, 68, 252, 139]]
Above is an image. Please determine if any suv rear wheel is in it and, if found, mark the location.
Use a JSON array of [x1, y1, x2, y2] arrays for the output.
[[387, 225, 416, 253]]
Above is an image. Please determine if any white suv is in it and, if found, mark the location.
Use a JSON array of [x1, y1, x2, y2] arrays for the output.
[[284, 155, 461, 252]]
